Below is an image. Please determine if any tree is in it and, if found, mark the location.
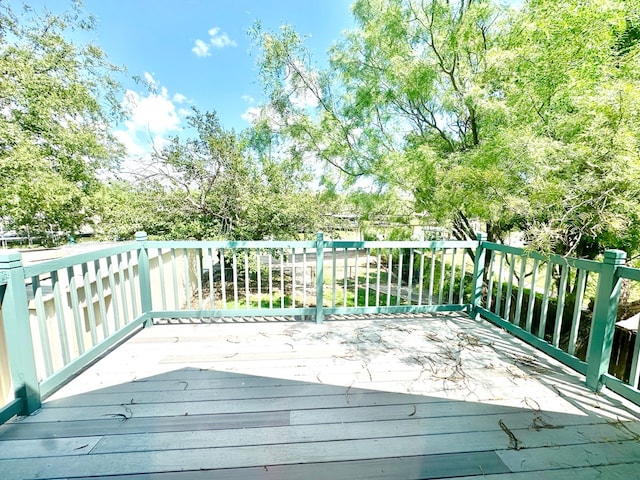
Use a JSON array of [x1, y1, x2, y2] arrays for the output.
[[251, 0, 640, 258], [105, 108, 323, 240], [0, 2, 123, 240]]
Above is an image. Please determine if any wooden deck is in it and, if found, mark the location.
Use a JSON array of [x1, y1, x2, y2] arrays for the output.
[[1, 313, 640, 479]]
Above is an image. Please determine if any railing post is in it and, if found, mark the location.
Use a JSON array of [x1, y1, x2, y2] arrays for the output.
[[471, 232, 487, 319], [135, 231, 153, 327], [315, 232, 324, 324], [0, 253, 41, 414], [586, 249, 626, 391]]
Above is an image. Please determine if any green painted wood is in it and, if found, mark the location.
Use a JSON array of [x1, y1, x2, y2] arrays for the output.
[[39, 317, 146, 399], [386, 248, 393, 307], [278, 251, 283, 309], [0, 253, 41, 414], [447, 248, 456, 304], [618, 265, 640, 281], [315, 233, 324, 323], [514, 256, 527, 324], [94, 260, 110, 340], [484, 242, 603, 273], [66, 265, 85, 355], [586, 249, 627, 390], [0, 398, 22, 425], [147, 240, 314, 250], [524, 258, 539, 332], [471, 234, 486, 319], [33, 281, 53, 377], [148, 308, 315, 320], [568, 269, 587, 356], [437, 249, 446, 305], [135, 235, 152, 326], [486, 249, 496, 311], [170, 249, 179, 310], [538, 261, 554, 338], [82, 264, 99, 347], [364, 248, 371, 306], [552, 265, 569, 347], [407, 249, 414, 305], [106, 257, 122, 330], [50, 271, 71, 365], [182, 248, 190, 314], [418, 249, 425, 305], [268, 252, 274, 310], [503, 253, 516, 322], [22, 243, 138, 278], [396, 250, 403, 306], [602, 373, 640, 405], [375, 249, 381, 306], [428, 250, 436, 305], [458, 249, 467, 304], [477, 307, 587, 375], [223, 249, 230, 308], [195, 248, 204, 310], [329, 239, 477, 249], [495, 251, 505, 316], [207, 248, 215, 310]]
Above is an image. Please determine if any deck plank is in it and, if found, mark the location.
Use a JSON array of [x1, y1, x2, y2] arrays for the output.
[[1, 313, 640, 479]]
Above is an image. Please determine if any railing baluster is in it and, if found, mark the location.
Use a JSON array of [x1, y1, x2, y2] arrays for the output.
[[170, 249, 179, 310], [106, 257, 121, 330], [568, 269, 587, 356], [32, 275, 54, 377], [292, 248, 297, 309], [407, 248, 414, 305], [81, 263, 98, 347], [418, 249, 425, 305], [228, 249, 235, 309], [93, 260, 109, 340], [268, 251, 274, 309], [386, 248, 392, 307], [396, 250, 403, 306], [375, 249, 381, 307], [354, 248, 359, 307], [244, 250, 250, 308], [629, 313, 640, 389], [257, 250, 262, 309], [207, 248, 214, 310], [158, 249, 167, 311], [503, 253, 516, 321], [458, 250, 467, 304], [182, 249, 190, 312], [279, 250, 284, 308], [552, 264, 569, 347], [196, 248, 203, 310], [538, 261, 554, 339], [365, 248, 371, 306], [448, 248, 457, 305], [495, 252, 505, 316], [428, 250, 436, 305], [438, 249, 446, 305], [50, 271, 70, 365], [341, 248, 347, 308], [303, 248, 307, 307], [67, 265, 85, 355], [514, 256, 527, 327], [486, 250, 496, 311], [525, 258, 539, 332]]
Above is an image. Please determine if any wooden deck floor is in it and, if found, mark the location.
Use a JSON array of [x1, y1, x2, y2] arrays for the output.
[[1, 313, 640, 479]]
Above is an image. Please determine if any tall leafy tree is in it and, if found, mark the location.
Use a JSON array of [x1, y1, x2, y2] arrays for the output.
[[0, 2, 122, 238], [251, 0, 640, 258]]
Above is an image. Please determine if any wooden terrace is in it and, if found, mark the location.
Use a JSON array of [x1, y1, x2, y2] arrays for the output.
[[1, 235, 640, 478], [1, 313, 640, 479]]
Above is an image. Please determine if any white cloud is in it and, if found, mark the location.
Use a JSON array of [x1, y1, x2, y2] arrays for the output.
[[242, 94, 255, 104], [208, 27, 237, 48], [114, 74, 185, 168], [192, 39, 210, 57], [192, 27, 237, 57], [173, 93, 187, 103]]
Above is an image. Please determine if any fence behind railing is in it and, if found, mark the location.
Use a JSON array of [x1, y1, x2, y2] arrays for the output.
[[1, 232, 640, 424]]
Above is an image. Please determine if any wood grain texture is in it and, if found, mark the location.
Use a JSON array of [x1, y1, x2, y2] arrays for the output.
[[1, 313, 639, 479]]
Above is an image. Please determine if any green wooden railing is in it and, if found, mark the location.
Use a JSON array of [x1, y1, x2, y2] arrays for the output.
[[1, 233, 639, 424]]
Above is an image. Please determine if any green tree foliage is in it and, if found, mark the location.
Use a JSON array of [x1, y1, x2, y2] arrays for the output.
[[98, 109, 323, 241], [0, 2, 122, 238], [251, 0, 640, 258]]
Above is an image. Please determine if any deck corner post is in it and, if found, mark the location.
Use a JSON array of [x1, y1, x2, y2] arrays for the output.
[[471, 232, 487, 320], [315, 232, 324, 324], [135, 231, 153, 327], [586, 249, 626, 391], [0, 252, 41, 415]]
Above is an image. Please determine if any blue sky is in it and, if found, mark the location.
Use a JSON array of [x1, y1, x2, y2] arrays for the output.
[[20, 0, 355, 161]]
